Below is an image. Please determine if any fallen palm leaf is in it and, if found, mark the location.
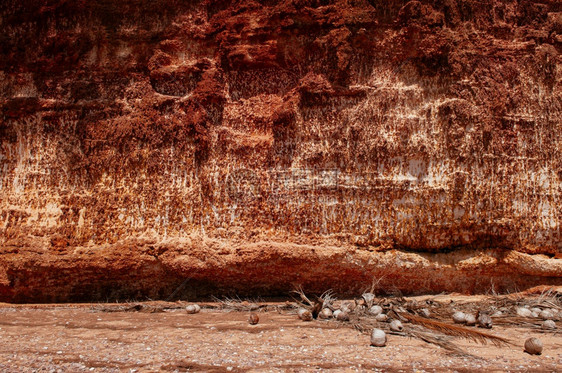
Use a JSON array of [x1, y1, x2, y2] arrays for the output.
[[408, 327, 471, 356], [352, 317, 471, 356], [291, 286, 314, 308], [399, 312, 512, 347]]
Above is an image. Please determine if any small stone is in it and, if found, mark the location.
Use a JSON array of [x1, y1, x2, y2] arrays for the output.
[[419, 308, 431, 318]]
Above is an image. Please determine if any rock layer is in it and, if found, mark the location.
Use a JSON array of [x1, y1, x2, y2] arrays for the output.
[[1, 0, 561, 302]]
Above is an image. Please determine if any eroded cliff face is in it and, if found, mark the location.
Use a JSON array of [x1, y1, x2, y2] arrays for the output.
[[1, 0, 561, 302]]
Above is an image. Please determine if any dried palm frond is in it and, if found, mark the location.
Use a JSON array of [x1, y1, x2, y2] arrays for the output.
[[364, 275, 386, 294], [351, 316, 472, 356], [491, 316, 541, 327], [211, 296, 264, 312], [351, 317, 379, 334], [319, 289, 337, 310], [291, 286, 315, 307], [408, 327, 471, 356], [399, 312, 512, 347]]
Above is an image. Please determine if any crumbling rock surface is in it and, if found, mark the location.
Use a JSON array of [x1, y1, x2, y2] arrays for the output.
[[1, 0, 561, 302]]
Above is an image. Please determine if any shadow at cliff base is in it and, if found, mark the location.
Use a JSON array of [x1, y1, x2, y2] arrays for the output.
[[1, 246, 560, 303]]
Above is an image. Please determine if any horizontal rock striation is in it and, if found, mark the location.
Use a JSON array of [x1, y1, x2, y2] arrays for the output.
[[1, 0, 561, 301]]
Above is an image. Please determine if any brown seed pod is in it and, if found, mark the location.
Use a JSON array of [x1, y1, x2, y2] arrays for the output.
[[185, 304, 201, 314], [248, 313, 259, 325], [524, 337, 543, 355]]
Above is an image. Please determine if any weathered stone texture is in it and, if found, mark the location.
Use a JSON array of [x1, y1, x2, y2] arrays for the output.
[[0, 0, 561, 301]]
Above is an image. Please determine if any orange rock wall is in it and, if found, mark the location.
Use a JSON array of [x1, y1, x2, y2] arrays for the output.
[[1, 0, 561, 301]]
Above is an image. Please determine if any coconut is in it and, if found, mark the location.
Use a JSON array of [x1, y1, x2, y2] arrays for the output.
[[319, 308, 333, 319], [185, 304, 201, 314], [452, 311, 466, 324], [375, 313, 388, 322], [368, 305, 383, 316], [298, 308, 313, 321], [524, 337, 543, 355], [362, 292, 375, 307], [336, 311, 350, 321], [370, 329, 386, 347], [465, 314, 476, 326], [389, 320, 403, 332], [516, 306, 531, 316], [248, 313, 259, 325], [477, 313, 493, 329], [539, 310, 555, 320]]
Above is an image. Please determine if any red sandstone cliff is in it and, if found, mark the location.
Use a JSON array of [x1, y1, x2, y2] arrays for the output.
[[1, 0, 561, 302]]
